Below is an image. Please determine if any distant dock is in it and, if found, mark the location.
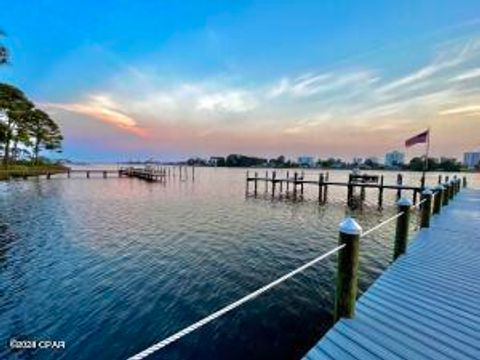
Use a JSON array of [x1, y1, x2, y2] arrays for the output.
[[246, 170, 467, 208], [38, 165, 196, 182]]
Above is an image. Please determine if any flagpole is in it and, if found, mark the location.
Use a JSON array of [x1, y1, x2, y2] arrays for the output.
[[421, 128, 430, 189]]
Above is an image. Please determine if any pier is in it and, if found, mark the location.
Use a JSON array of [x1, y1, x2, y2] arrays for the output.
[[128, 176, 475, 359], [39, 165, 195, 182], [304, 185, 480, 359], [246, 170, 466, 208]]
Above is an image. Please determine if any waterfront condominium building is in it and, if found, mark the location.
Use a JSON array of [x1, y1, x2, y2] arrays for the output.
[[385, 150, 405, 167], [463, 151, 480, 169]]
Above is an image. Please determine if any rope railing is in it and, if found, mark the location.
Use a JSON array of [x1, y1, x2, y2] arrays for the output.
[[127, 244, 345, 360], [360, 212, 404, 238], [129, 179, 464, 360]]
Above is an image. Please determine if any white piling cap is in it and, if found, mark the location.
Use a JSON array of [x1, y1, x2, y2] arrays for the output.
[[339, 217, 362, 236], [397, 197, 413, 207], [422, 188, 433, 195]]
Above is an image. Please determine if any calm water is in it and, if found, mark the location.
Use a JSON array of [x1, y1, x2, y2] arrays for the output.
[[0, 168, 478, 360]]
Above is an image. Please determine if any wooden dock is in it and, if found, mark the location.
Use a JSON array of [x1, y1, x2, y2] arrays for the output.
[[303, 187, 480, 360], [246, 170, 467, 208], [39, 165, 195, 182]]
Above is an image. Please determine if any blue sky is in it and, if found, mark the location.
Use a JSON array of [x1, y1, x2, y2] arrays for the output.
[[1, 1, 480, 161]]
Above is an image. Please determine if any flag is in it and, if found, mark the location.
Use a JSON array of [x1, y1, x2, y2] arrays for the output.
[[405, 130, 429, 147]]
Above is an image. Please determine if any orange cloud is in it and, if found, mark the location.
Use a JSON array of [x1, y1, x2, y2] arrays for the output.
[[42, 96, 148, 137]]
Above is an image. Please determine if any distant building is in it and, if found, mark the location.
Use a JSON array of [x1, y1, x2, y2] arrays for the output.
[[385, 151, 405, 167], [464, 151, 480, 169], [352, 157, 363, 166], [298, 156, 315, 167], [208, 156, 225, 167]]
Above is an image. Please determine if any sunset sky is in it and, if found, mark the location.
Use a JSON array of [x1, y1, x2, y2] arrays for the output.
[[1, 0, 480, 161]]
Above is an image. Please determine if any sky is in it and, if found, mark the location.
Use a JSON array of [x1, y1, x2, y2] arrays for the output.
[[1, 0, 480, 162]]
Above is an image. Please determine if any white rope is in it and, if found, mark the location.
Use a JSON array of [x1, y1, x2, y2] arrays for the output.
[[411, 198, 427, 210], [127, 244, 346, 360], [361, 212, 404, 238]]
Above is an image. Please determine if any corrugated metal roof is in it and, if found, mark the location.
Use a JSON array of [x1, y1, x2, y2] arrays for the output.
[[304, 188, 480, 360]]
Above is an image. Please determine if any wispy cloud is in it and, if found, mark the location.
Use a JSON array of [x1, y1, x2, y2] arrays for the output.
[[42, 95, 148, 137], [196, 91, 256, 112], [449, 67, 480, 82], [439, 105, 480, 115], [44, 34, 480, 158]]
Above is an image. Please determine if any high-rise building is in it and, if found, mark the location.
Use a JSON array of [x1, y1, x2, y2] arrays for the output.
[[298, 156, 315, 167], [464, 151, 480, 169], [385, 150, 405, 167]]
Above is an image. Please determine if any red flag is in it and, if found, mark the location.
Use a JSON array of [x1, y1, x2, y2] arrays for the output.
[[405, 130, 429, 147]]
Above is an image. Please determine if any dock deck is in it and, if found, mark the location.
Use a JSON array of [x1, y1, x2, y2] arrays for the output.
[[304, 188, 480, 360]]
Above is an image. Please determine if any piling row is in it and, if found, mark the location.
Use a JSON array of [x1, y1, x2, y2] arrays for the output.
[[334, 176, 464, 320], [246, 171, 468, 209]]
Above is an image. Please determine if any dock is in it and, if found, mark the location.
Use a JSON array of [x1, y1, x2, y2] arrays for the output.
[[303, 187, 480, 360], [246, 170, 466, 208], [39, 165, 195, 182]]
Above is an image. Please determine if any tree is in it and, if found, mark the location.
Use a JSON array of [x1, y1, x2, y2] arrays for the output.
[[0, 30, 8, 65], [27, 109, 63, 163], [0, 83, 34, 164]]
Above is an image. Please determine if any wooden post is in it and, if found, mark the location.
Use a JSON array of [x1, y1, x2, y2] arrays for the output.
[[86, 171, 90, 179], [420, 189, 433, 228], [265, 171, 268, 193], [334, 217, 362, 322], [67, 170, 71, 178], [463, 176, 467, 188], [293, 172, 298, 197], [347, 174, 353, 207], [272, 171, 276, 198], [246, 171, 249, 194], [378, 175, 384, 209], [396, 174, 403, 200], [286, 171, 290, 193], [442, 182, 449, 206], [318, 173, 324, 203], [438, 174, 442, 184], [47, 173, 51, 179], [254, 172, 258, 196], [394, 197, 412, 260], [103, 171, 107, 179], [433, 185, 443, 215], [448, 181, 454, 200], [324, 176, 329, 203], [412, 189, 417, 205], [300, 171, 304, 196]]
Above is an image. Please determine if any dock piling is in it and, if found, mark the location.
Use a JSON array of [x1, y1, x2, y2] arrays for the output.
[[394, 197, 412, 260], [433, 185, 443, 215], [378, 175, 384, 209], [334, 218, 362, 322], [318, 173, 324, 203], [420, 189, 433, 228], [272, 171, 276, 198], [254, 172, 258, 196], [463, 176, 467, 188]]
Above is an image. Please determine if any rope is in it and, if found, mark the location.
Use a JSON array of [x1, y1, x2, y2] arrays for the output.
[[127, 244, 346, 360], [411, 198, 427, 209], [361, 212, 404, 238]]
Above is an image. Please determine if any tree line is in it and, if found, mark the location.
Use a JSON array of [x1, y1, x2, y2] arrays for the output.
[[0, 83, 63, 165], [186, 154, 466, 171]]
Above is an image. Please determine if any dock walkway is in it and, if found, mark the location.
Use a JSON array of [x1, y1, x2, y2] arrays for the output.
[[304, 188, 480, 360]]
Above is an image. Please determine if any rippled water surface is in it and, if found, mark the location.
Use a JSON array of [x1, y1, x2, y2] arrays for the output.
[[1, 168, 478, 359]]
